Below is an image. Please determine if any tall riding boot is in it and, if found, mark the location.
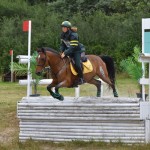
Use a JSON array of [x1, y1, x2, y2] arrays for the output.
[[73, 52, 85, 85], [77, 68, 84, 85], [78, 77, 84, 85]]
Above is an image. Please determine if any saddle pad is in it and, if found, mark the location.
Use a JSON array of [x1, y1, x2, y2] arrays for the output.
[[70, 59, 93, 76]]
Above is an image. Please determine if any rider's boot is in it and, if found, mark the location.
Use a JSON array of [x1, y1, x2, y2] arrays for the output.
[[78, 77, 84, 85], [77, 69, 85, 85]]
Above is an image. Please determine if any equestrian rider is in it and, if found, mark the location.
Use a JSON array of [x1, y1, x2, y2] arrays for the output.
[[60, 21, 84, 85]]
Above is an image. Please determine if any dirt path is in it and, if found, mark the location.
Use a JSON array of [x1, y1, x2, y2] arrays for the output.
[[0, 127, 16, 144]]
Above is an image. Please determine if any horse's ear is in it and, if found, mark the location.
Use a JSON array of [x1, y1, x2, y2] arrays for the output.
[[41, 47, 45, 53], [37, 48, 42, 53], [37, 47, 45, 53]]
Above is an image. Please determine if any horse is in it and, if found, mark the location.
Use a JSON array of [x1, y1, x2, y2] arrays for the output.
[[36, 47, 118, 100]]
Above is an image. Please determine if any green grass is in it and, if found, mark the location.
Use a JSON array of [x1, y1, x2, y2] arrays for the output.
[[0, 75, 150, 150]]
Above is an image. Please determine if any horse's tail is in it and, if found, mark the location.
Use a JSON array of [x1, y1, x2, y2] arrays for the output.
[[100, 55, 116, 85]]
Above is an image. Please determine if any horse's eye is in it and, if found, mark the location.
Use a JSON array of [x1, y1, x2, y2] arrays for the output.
[[41, 58, 45, 61]]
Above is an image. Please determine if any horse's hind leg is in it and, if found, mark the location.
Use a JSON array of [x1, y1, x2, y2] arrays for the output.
[[111, 83, 118, 97], [98, 76, 118, 97], [96, 70, 118, 97], [88, 78, 101, 97]]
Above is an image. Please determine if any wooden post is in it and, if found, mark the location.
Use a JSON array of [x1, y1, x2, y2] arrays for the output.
[[27, 20, 32, 97], [145, 120, 150, 143], [75, 86, 80, 98]]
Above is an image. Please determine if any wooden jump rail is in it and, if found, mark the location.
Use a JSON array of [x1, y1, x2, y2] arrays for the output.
[[17, 97, 150, 143]]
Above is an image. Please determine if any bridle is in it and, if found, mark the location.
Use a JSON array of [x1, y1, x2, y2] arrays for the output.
[[37, 52, 47, 67], [37, 51, 67, 76]]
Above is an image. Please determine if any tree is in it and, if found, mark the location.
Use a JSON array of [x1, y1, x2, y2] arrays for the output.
[[13, 52, 43, 95]]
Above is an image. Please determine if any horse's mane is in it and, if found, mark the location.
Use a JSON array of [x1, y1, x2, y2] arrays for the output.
[[42, 47, 60, 55]]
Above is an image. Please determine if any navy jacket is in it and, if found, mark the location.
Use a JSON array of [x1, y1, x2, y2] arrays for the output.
[[60, 30, 85, 56]]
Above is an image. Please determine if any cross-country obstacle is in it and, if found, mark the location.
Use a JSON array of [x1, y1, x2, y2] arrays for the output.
[[17, 96, 150, 143]]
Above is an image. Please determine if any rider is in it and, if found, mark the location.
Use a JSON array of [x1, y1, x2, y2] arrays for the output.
[[60, 21, 85, 85]]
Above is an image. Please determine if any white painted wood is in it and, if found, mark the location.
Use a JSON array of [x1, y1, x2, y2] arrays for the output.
[[19, 59, 28, 64], [18, 103, 140, 107], [140, 102, 150, 119], [145, 120, 150, 143], [16, 55, 30, 59], [18, 110, 140, 114], [19, 132, 145, 139], [142, 20, 145, 101], [10, 50, 14, 82], [75, 87, 80, 98], [17, 97, 147, 143], [19, 79, 53, 85], [27, 20, 32, 97], [142, 18, 150, 31], [18, 116, 141, 121], [19, 133, 145, 140], [139, 55, 150, 63], [19, 137, 145, 143], [19, 138, 145, 143], [20, 126, 144, 131], [20, 96, 140, 103], [139, 78, 149, 85], [18, 113, 140, 118]]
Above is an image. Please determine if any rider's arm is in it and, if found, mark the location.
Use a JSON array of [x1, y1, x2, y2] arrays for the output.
[[60, 33, 67, 53], [60, 39, 66, 52]]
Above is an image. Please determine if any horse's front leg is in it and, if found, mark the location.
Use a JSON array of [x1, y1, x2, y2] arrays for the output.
[[47, 80, 59, 99], [54, 80, 67, 101]]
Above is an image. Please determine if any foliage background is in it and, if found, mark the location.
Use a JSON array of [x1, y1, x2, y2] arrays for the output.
[[0, 0, 150, 73]]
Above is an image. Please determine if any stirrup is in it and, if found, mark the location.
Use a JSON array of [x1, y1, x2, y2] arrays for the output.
[[78, 78, 84, 85]]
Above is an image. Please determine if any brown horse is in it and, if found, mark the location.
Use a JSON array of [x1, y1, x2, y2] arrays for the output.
[[36, 47, 118, 100]]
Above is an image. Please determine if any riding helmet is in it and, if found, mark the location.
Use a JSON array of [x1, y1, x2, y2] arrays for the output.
[[61, 21, 72, 28]]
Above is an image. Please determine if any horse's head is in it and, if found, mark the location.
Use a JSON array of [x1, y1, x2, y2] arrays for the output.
[[36, 48, 48, 76]]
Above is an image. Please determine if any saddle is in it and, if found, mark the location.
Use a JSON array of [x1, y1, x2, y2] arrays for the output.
[[70, 57, 93, 76]]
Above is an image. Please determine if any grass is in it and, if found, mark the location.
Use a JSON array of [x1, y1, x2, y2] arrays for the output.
[[0, 74, 150, 150]]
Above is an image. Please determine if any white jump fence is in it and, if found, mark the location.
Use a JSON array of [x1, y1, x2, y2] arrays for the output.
[[17, 96, 150, 143]]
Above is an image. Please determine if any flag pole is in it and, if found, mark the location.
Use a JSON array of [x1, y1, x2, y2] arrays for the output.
[[10, 49, 13, 82], [27, 20, 32, 97]]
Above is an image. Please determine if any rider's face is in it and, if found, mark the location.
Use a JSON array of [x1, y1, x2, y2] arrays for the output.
[[62, 27, 68, 33]]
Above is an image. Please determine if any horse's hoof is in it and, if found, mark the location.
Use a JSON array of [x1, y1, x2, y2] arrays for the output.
[[114, 94, 119, 97], [113, 91, 118, 97], [97, 92, 101, 97], [58, 95, 64, 101]]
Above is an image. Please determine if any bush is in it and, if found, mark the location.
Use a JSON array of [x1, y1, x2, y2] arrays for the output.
[[120, 46, 143, 82]]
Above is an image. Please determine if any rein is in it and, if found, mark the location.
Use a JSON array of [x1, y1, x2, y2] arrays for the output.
[[37, 51, 67, 77]]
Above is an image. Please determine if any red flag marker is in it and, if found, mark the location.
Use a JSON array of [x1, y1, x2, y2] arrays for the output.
[[23, 21, 30, 32], [9, 49, 13, 56]]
